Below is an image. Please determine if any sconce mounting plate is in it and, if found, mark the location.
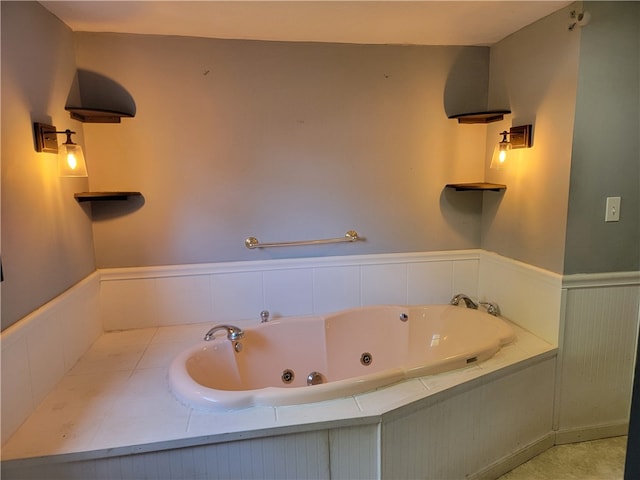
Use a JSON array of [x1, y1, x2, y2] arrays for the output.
[[34, 122, 58, 153], [509, 125, 532, 149]]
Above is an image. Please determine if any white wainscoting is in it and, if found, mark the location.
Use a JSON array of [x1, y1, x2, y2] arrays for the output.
[[382, 357, 556, 480], [479, 251, 563, 345], [0, 273, 101, 445], [555, 272, 640, 443], [98, 251, 483, 331]]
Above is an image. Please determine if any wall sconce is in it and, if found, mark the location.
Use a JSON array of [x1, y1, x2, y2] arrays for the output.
[[490, 124, 532, 169], [34, 122, 88, 177]]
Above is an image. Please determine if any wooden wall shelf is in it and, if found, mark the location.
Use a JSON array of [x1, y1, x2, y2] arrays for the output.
[[445, 183, 506, 192], [448, 110, 511, 124], [65, 107, 134, 123], [74, 192, 142, 202]]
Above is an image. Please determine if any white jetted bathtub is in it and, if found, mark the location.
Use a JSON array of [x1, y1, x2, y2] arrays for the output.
[[169, 304, 516, 409]]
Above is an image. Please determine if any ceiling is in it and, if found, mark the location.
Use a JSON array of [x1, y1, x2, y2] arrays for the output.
[[39, 1, 573, 46]]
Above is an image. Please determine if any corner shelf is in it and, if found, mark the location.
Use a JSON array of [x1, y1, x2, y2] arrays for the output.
[[445, 183, 506, 192], [65, 107, 134, 123], [448, 110, 511, 124], [74, 191, 142, 202]]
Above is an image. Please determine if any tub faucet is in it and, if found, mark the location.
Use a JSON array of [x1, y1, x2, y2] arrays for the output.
[[204, 324, 245, 342], [450, 293, 478, 309], [260, 310, 270, 323]]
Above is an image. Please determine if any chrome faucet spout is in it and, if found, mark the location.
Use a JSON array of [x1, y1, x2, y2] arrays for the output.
[[450, 293, 479, 310], [204, 324, 245, 342]]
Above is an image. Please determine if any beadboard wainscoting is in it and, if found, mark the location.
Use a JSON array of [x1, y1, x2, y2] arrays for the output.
[[555, 272, 640, 444], [0, 272, 101, 445]]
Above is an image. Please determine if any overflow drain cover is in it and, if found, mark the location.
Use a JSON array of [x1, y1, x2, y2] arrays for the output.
[[281, 369, 295, 384], [360, 352, 373, 366]]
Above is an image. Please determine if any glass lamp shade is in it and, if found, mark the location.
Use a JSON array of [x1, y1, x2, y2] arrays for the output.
[[58, 143, 88, 177], [490, 133, 511, 170]]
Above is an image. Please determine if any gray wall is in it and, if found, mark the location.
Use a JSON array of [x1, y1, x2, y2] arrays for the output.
[[483, 2, 581, 274], [563, 1, 640, 274], [4, 2, 636, 331], [1, 2, 95, 330], [74, 34, 489, 267]]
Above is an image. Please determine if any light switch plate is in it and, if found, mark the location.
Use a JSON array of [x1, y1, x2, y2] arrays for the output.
[[605, 196, 621, 222]]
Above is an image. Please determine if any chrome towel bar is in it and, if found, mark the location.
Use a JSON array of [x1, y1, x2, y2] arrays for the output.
[[245, 230, 360, 249]]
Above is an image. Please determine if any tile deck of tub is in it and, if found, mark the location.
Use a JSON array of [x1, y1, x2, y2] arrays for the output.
[[1, 320, 555, 463]]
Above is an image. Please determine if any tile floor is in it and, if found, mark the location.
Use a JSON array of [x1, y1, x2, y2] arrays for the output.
[[498, 436, 627, 480]]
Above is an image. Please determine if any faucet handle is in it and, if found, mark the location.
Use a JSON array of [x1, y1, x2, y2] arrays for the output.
[[480, 302, 501, 316], [260, 310, 270, 323]]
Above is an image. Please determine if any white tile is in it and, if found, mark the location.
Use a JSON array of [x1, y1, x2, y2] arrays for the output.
[[1, 401, 108, 458], [211, 271, 264, 322], [51, 370, 132, 410], [407, 261, 453, 304], [92, 368, 191, 449], [355, 379, 428, 413], [100, 278, 158, 331], [151, 323, 209, 345], [452, 259, 479, 298], [313, 265, 361, 314], [68, 342, 147, 375], [138, 341, 195, 369], [187, 406, 278, 437], [275, 397, 362, 426], [91, 412, 189, 450], [0, 336, 34, 444], [100, 278, 158, 330], [361, 263, 407, 305], [1, 371, 131, 459], [263, 269, 314, 317], [61, 282, 103, 371], [420, 365, 482, 393], [92, 328, 157, 349], [155, 275, 213, 326], [115, 368, 183, 404], [26, 309, 67, 407]]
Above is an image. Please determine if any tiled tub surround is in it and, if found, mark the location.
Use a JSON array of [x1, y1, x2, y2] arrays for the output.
[[0, 273, 102, 444], [1, 320, 555, 479], [12, 250, 638, 477], [1, 250, 489, 447]]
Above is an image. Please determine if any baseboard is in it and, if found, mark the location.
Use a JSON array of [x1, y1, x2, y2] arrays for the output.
[[555, 422, 629, 445], [468, 432, 556, 480]]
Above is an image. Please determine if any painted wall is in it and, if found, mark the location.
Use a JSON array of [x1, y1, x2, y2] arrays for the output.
[[72, 34, 489, 268], [563, 1, 640, 275], [0, 2, 95, 330], [482, 3, 581, 274]]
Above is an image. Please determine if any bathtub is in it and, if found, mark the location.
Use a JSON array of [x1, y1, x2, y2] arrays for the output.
[[169, 304, 516, 410]]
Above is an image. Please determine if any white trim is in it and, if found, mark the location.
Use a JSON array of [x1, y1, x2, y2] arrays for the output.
[[554, 422, 629, 445], [0, 271, 100, 346], [562, 271, 640, 289], [480, 250, 563, 287], [98, 250, 483, 281], [468, 432, 556, 480]]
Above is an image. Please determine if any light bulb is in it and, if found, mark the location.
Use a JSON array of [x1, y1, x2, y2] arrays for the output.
[[490, 131, 511, 170], [58, 142, 88, 177]]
